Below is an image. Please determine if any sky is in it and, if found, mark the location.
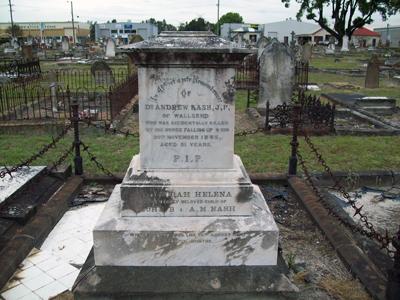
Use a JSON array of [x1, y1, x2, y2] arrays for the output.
[[1, 0, 399, 29]]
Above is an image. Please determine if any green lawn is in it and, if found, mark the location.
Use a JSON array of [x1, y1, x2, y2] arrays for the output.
[[308, 71, 400, 106], [1, 132, 399, 175]]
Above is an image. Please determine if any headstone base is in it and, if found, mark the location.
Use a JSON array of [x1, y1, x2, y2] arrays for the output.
[[93, 184, 279, 266], [73, 249, 298, 300]]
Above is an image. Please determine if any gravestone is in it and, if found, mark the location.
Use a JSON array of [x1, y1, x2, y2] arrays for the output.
[[256, 36, 269, 59], [325, 37, 336, 55], [21, 45, 34, 60], [105, 38, 116, 57], [301, 42, 312, 63], [74, 32, 290, 299], [365, 55, 380, 89], [0, 167, 46, 205], [90, 60, 114, 85], [61, 37, 69, 53], [258, 39, 295, 109]]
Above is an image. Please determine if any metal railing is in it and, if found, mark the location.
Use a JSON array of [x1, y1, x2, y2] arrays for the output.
[[0, 70, 137, 122]]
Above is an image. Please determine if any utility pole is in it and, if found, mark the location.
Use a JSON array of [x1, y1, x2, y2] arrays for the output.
[[8, 0, 15, 39], [216, 0, 220, 36], [70, 1, 76, 44]]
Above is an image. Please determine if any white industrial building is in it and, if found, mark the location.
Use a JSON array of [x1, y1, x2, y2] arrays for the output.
[[261, 19, 319, 45], [374, 26, 400, 48]]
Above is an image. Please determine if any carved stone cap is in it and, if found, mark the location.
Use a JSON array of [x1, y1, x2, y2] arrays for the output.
[[120, 31, 254, 67]]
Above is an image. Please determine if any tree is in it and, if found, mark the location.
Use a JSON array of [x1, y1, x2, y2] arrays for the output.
[[111, 19, 117, 23], [217, 12, 244, 28], [281, 0, 400, 49], [89, 21, 97, 41], [143, 18, 177, 33], [179, 18, 214, 31], [6, 24, 22, 37], [216, 12, 244, 35]]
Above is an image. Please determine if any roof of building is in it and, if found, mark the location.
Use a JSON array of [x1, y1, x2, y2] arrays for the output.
[[374, 26, 400, 30], [353, 27, 380, 37]]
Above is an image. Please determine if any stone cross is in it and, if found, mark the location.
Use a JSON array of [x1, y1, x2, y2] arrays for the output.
[[365, 54, 380, 88]]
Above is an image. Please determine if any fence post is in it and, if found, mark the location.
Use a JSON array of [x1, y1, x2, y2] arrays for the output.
[[265, 101, 270, 131], [387, 227, 400, 300], [108, 86, 113, 121], [288, 104, 301, 176], [330, 104, 336, 133], [69, 88, 83, 175], [246, 89, 250, 108]]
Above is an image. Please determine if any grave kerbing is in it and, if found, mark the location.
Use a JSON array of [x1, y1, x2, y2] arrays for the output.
[[74, 32, 291, 299]]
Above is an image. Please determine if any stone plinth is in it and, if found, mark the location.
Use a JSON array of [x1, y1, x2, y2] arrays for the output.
[[120, 155, 254, 217], [94, 184, 278, 266]]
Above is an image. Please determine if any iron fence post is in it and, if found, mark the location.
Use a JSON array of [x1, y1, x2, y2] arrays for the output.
[[387, 227, 400, 300], [69, 89, 83, 175], [288, 104, 300, 176], [265, 101, 270, 131], [246, 89, 250, 108]]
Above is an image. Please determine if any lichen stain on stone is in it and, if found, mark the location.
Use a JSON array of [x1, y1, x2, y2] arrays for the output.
[[223, 232, 262, 264], [236, 185, 253, 203], [210, 278, 221, 289], [125, 232, 185, 257], [222, 77, 235, 104], [201, 219, 238, 231], [121, 171, 174, 214], [261, 232, 277, 250]]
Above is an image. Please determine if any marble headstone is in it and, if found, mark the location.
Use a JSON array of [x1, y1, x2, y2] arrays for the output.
[[258, 39, 294, 109], [90, 60, 114, 85], [61, 37, 69, 53], [301, 43, 312, 63], [92, 32, 279, 269], [365, 54, 380, 89], [105, 38, 116, 57]]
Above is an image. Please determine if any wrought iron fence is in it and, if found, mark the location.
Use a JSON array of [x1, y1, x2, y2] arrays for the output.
[[265, 91, 335, 133], [294, 61, 309, 91], [0, 71, 138, 121], [235, 53, 259, 90], [0, 59, 41, 81], [109, 73, 138, 120]]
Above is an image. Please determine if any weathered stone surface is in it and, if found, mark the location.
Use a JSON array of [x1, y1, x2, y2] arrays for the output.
[[365, 55, 380, 89], [138, 67, 236, 169], [301, 43, 312, 63], [0, 166, 46, 205], [88, 33, 280, 299], [258, 40, 294, 109], [120, 155, 254, 217], [94, 185, 279, 266], [61, 37, 69, 52], [105, 38, 116, 57], [74, 249, 297, 300]]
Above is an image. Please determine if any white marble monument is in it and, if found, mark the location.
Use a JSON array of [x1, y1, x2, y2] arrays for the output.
[[81, 32, 283, 298], [105, 38, 116, 57]]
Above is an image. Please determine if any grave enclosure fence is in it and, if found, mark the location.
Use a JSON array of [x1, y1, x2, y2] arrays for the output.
[[0, 59, 41, 81], [0, 70, 137, 122], [265, 92, 335, 133]]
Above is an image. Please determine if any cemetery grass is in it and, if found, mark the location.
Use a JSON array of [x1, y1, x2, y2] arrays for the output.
[[310, 52, 370, 70], [1, 132, 399, 175], [308, 72, 400, 106]]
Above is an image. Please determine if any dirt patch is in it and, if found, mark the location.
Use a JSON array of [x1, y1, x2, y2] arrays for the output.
[[261, 185, 371, 300]]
